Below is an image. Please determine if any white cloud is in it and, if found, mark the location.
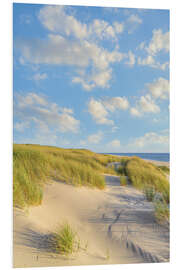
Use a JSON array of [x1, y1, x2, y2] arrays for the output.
[[87, 131, 103, 144], [129, 131, 169, 149], [125, 51, 135, 67], [139, 94, 160, 113], [14, 92, 80, 134], [39, 5, 88, 40], [137, 29, 169, 71], [16, 5, 128, 91], [79, 131, 103, 146], [128, 14, 142, 24], [102, 97, 129, 112], [108, 139, 121, 148], [130, 94, 160, 117], [88, 98, 114, 125], [88, 97, 129, 125], [113, 22, 124, 34], [137, 55, 169, 70], [33, 73, 47, 81], [17, 34, 125, 90], [146, 29, 169, 55], [38, 5, 124, 41], [130, 107, 141, 117], [14, 121, 30, 132], [146, 77, 169, 100], [126, 14, 142, 33]]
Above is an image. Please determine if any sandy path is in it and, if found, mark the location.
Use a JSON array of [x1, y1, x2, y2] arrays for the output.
[[13, 175, 169, 268]]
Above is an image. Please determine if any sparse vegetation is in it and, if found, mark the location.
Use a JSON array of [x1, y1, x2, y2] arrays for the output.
[[105, 248, 110, 260], [143, 185, 156, 202], [52, 223, 80, 255], [120, 176, 128, 186], [13, 144, 122, 208], [154, 201, 169, 224]]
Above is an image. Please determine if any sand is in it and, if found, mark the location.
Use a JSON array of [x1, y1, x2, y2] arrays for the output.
[[13, 174, 169, 268]]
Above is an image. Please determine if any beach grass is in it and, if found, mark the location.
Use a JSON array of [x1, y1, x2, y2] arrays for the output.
[[13, 144, 122, 208], [143, 185, 156, 202], [154, 201, 169, 224], [120, 176, 128, 186], [125, 157, 169, 203], [52, 223, 80, 255], [157, 165, 170, 175]]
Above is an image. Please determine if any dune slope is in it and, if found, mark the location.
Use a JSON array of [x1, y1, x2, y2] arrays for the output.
[[13, 175, 169, 268]]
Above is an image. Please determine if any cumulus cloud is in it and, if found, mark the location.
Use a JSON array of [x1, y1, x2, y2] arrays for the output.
[[33, 73, 48, 81], [88, 98, 114, 125], [139, 95, 160, 113], [146, 77, 169, 100], [38, 5, 124, 41], [125, 51, 135, 67], [17, 33, 125, 90], [137, 55, 169, 70], [126, 14, 142, 33], [14, 92, 80, 134], [87, 131, 103, 144], [102, 97, 129, 112], [129, 131, 169, 149], [88, 97, 129, 125], [108, 139, 121, 148], [79, 131, 103, 146], [130, 94, 160, 117], [16, 5, 129, 91], [130, 107, 141, 117], [146, 29, 169, 55], [137, 29, 169, 71]]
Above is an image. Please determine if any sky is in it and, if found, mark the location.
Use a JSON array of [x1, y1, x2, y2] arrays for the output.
[[13, 3, 169, 153]]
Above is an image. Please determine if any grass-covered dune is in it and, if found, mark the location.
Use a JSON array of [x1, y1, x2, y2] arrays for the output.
[[13, 144, 122, 208], [122, 157, 170, 203], [13, 144, 169, 211]]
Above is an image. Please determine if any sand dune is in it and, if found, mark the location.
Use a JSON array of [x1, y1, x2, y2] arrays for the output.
[[13, 174, 169, 268]]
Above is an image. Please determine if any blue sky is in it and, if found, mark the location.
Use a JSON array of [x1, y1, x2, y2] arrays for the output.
[[13, 3, 169, 153]]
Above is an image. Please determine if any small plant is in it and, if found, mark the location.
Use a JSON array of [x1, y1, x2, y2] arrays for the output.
[[105, 248, 110, 260], [53, 223, 80, 255], [84, 241, 88, 252], [120, 176, 127, 186], [154, 201, 169, 224], [143, 185, 156, 202]]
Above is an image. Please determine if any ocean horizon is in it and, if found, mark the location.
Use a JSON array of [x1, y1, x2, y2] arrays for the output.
[[102, 153, 170, 162]]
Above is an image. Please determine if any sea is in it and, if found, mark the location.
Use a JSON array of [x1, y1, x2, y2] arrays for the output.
[[103, 153, 170, 162]]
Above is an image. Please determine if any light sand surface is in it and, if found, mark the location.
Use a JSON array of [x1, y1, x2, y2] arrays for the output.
[[143, 159, 169, 167], [109, 155, 169, 167], [13, 175, 169, 268]]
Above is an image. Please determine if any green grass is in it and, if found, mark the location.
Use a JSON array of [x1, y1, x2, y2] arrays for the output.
[[158, 165, 170, 175], [143, 185, 156, 202], [120, 176, 128, 186], [52, 223, 80, 255], [13, 144, 122, 208], [154, 201, 169, 224], [125, 157, 169, 203]]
